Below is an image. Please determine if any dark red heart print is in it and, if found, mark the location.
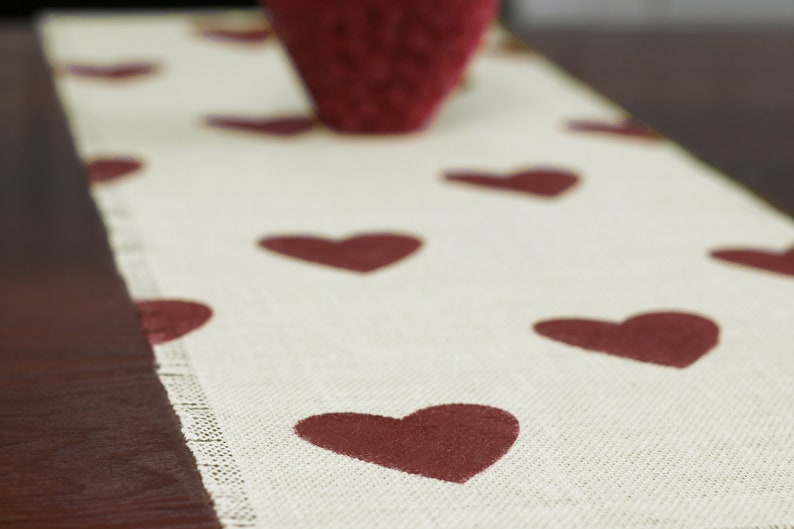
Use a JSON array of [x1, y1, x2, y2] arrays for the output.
[[85, 156, 143, 184], [445, 168, 578, 197], [259, 234, 422, 273], [206, 115, 314, 137], [295, 404, 519, 483], [568, 118, 660, 139], [64, 62, 158, 80], [201, 28, 272, 44], [534, 312, 719, 368], [711, 246, 794, 278], [263, 0, 499, 133], [135, 300, 213, 345]]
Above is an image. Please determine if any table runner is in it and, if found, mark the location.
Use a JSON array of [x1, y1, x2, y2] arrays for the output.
[[41, 12, 794, 529]]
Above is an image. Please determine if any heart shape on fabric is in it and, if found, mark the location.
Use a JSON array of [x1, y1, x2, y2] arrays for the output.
[[206, 115, 314, 137], [64, 62, 158, 80], [444, 168, 578, 197], [534, 311, 719, 368], [201, 28, 272, 44], [262, 0, 499, 133], [711, 246, 794, 278], [85, 156, 143, 184], [567, 118, 659, 140], [259, 233, 422, 273], [295, 404, 519, 483], [135, 300, 213, 345]]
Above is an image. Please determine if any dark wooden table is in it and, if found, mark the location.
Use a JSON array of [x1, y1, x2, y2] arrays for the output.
[[518, 27, 794, 216], [1, 18, 792, 528]]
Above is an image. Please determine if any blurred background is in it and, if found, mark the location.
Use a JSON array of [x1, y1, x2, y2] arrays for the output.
[[508, 0, 794, 26], [1, 0, 792, 211], [3, 0, 794, 25]]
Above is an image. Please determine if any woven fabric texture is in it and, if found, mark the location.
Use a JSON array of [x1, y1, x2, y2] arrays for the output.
[[42, 12, 794, 529]]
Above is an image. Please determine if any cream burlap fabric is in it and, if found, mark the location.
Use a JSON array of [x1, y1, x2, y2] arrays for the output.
[[43, 13, 794, 529]]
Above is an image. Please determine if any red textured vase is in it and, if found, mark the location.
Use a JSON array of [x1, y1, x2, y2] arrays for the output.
[[262, 0, 499, 134]]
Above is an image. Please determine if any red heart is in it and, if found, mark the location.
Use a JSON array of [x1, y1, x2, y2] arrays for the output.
[[262, 0, 499, 133], [206, 115, 314, 137], [259, 233, 421, 273], [64, 62, 158, 80], [567, 118, 659, 140], [711, 246, 794, 278], [444, 168, 578, 197], [295, 404, 519, 483], [85, 156, 143, 184], [534, 311, 719, 368], [135, 300, 213, 345], [201, 28, 272, 44]]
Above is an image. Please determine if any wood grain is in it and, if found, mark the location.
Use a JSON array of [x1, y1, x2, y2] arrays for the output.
[[0, 22, 220, 529]]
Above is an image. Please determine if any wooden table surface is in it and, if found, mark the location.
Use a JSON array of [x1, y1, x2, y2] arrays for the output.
[[1, 18, 792, 528]]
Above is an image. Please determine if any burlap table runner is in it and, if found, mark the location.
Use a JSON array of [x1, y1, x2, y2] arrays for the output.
[[42, 12, 794, 529]]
